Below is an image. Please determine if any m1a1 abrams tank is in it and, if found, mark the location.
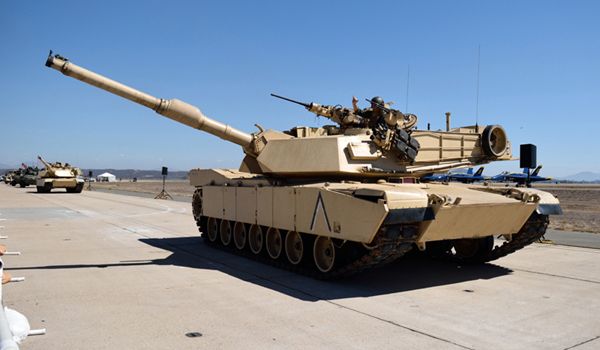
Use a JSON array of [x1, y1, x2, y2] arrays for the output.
[[46, 52, 562, 279], [36, 156, 84, 193]]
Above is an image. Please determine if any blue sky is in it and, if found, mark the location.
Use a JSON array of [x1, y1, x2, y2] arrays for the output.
[[1, 0, 598, 177]]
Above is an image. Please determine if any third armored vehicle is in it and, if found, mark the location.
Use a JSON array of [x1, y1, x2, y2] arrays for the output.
[[36, 156, 84, 193], [46, 52, 561, 279], [4, 171, 15, 184]]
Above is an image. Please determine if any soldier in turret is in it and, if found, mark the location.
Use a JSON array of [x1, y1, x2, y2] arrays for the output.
[[352, 96, 386, 128]]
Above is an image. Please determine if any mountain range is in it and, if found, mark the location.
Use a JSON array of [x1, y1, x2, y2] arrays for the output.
[[557, 172, 600, 182]]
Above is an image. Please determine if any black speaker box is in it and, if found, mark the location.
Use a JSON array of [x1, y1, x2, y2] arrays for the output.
[[161, 167, 168, 176], [520, 144, 537, 169]]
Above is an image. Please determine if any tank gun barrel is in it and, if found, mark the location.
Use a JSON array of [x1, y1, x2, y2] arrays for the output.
[[37, 155, 50, 168], [45, 51, 254, 150]]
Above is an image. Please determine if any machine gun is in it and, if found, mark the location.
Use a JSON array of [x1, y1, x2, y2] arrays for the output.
[[364, 97, 392, 113], [272, 94, 420, 162], [271, 93, 365, 127]]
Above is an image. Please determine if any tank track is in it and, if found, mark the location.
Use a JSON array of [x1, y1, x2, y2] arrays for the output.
[[197, 219, 413, 280], [321, 229, 414, 279], [484, 212, 549, 262], [193, 190, 414, 279], [437, 212, 550, 264]]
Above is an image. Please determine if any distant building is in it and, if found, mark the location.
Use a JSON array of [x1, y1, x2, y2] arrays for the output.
[[96, 172, 117, 182]]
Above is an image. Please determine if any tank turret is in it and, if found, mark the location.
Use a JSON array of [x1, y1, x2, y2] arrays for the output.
[[37, 155, 79, 177], [46, 51, 511, 178]]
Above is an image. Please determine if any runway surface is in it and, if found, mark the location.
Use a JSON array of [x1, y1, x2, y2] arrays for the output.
[[0, 185, 598, 349]]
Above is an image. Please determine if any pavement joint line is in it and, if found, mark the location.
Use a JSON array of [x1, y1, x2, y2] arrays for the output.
[[170, 242, 474, 350], [563, 335, 600, 350], [102, 215, 188, 237], [511, 268, 600, 284], [561, 244, 600, 250], [536, 242, 600, 252], [37, 189, 188, 217], [319, 300, 475, 350], [541, 243, 600, 251], [90, 187, 192, 203], [29, 192, 189, 238], [83, 190, 190, 212]]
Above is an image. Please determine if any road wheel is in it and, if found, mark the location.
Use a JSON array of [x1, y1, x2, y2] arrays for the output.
[[285, 231, 304, 265], [233, 222, 247, 250], [266, 228, 283, 259], [220, 220, 232, 246], [313, 236, 336, 273], [248, 225, 263, 255], [206, 217, 219, 243]]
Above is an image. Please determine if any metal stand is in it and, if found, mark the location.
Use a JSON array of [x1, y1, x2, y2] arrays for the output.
[[87, 171, 93, 191], [154, 175, 172, 200]]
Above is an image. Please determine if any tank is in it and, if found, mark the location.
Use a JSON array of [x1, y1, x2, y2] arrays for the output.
[[36, 155, 84, 193], [46, 51, 562, 279], [4, 171, 15, 184], [10, 166, 38, 188]]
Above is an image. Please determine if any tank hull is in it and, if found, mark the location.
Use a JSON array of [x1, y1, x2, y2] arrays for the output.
[[190, 169, 560, 279], [17, 175, 37, 188], [36, 178, 84, 193]]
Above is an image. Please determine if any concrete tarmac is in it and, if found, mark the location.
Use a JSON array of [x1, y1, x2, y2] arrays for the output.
[[544, 229, 600, 249], [0, 185, 598, 350]]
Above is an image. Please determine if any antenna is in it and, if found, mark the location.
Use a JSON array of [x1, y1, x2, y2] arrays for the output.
[[475, 45, 481, 131], [405, 64, 410, 112]]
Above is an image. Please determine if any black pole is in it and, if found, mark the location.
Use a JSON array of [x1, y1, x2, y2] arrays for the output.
[[87, 170, 93, 191]]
